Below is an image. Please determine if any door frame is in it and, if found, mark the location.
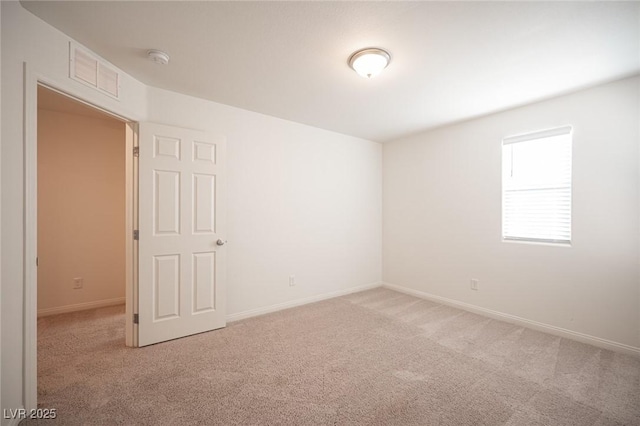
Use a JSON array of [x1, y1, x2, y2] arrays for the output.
[[23, 63, 139, 411]]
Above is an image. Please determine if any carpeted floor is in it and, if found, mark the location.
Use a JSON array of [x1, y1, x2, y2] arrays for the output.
[[30, 288, 639, 425]]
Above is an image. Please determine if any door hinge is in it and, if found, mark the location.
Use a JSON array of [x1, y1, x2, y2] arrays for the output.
[[133, 230, 139, 240], [133, 146, 139, 157], [36, 257, 39, 267], [133, 313, 139, 324]]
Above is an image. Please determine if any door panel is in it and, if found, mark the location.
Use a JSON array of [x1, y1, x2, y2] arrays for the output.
[[193, 173, 215, 234], [154, 254, 180, 320], [193, 251, 216, 313], [154, 170, 180, 235], [138, 122, 226, 346]]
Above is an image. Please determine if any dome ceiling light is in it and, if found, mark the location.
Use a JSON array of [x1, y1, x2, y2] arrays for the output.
[[348, 48, 391, 79]]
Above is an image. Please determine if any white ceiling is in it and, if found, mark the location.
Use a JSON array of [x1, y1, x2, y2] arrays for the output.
[[21, 1, 640, 142]]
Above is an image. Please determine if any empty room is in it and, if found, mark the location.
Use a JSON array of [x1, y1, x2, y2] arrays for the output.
[[1, 1, 639, 425]]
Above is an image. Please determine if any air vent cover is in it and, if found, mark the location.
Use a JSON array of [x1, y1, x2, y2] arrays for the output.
[[70, 43, 120, 99]]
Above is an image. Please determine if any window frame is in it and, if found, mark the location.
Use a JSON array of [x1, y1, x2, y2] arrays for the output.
[[501, 125, 573, 246]]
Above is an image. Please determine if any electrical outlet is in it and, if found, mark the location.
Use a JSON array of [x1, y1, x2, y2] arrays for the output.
[[470, 279, 479, 291], [289, 275, 296, 287], [73, 277, 84, 289]]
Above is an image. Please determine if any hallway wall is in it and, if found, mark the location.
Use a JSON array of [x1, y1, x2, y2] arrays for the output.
[[37, 107, 126, 315]]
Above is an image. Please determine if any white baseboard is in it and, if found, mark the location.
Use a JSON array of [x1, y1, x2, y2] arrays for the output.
[[37, 297, 125, 317], [382, 282, 640, 357], [226, 282, 383, 323]]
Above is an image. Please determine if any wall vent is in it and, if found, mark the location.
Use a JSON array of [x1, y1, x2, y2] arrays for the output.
[[69, 43, 120, 99]]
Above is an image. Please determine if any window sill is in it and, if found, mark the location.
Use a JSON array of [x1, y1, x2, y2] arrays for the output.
[[502, 238, 572, 248]]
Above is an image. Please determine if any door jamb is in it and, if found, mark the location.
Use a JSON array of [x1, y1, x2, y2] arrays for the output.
[[23, 63, 139, 411]]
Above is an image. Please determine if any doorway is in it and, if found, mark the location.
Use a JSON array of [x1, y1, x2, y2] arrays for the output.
[[25, 75, 226, 412], [37, 86, 127, 318], [35, 85, 135, 407]]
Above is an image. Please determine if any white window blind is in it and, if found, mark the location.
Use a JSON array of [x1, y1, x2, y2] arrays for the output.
[[502, 126, 572, 244]]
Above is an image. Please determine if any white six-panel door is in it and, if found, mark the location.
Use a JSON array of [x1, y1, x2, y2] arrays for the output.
[[138, 122, 226, 346]]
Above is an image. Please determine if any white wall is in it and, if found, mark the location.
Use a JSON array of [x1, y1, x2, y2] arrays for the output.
[[1, 2, 382, 418], [37, 108, 126, 314], [147, 88, 382, 316], [383, 76, 640, 350]]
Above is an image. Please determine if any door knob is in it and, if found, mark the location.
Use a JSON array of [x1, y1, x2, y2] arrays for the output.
[[216, 239, 227, 246]]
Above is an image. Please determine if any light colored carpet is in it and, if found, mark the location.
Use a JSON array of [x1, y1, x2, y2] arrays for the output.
[[28, 288, 639, 425]]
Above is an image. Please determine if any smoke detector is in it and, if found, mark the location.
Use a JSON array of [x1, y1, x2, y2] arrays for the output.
[[147, 50, 170, 65]]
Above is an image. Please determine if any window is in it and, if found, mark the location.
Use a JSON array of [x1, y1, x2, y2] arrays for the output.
[[502, 126, 572, 244]]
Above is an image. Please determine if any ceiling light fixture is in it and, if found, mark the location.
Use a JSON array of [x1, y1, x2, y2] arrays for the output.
[[348, 48, 391, 78], [147, 49, 170, 65]]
